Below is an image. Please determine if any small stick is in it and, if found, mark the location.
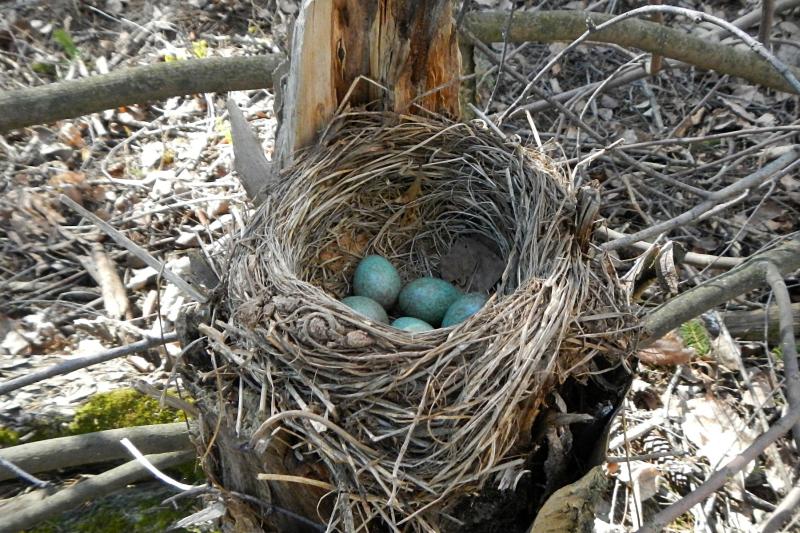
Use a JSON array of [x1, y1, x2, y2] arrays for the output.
[[0, 332, 177, 395], [120, 437, 199, 491], [607, 450, 686, 463], [60, 195, 207, 303], [759, 0, 776, 47], [596, 228, 744, 268]]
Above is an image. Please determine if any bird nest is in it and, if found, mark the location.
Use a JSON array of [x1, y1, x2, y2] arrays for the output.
[[190, 111, 634, 531]]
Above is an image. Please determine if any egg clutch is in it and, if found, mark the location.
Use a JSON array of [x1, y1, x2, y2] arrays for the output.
[[341, 255, 487, 332]]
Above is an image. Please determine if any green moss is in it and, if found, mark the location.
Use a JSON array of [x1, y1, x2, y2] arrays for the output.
[[679, 319, 710, 358], [68, 389, 185, 435], [25, 484, 211, 532], [0, 425, 20, 446]]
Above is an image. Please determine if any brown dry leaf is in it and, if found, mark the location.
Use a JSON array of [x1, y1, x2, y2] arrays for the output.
[[49, 171, 87, 205], [440, 235, 504, 292], [636, 330, 695, 366], [57, 122, 85, 148], [680, 396, 758, 489], [318, 230, 370, 273], [396, 175, 422, 204]]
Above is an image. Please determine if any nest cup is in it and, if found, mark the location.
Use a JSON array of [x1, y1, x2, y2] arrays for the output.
[[203, 111, 631, 530]]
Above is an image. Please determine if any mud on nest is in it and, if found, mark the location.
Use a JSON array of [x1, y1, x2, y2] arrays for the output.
[[196, 110, 634, 530]]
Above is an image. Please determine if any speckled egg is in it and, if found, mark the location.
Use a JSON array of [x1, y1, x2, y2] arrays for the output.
[[397, 277, 461, 326], [353, 255, 402, 309], [442, 293, 488, 327], [391, 316, 434, 333], [342, 296, 389, 324]]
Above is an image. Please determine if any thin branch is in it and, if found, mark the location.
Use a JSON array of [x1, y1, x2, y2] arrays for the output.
[[766, 263, 800, 450], [0, 423, 191, 482], [635, 406, 800, 533], [0, 331, 178, 396], [596, 227, 743, 268], [0, 55, 281, 132], [642, 237, 800, 345], [602, 150, 800, 251], [0, 450, 195, 533], [759, 0, 776, 46], [61, 195, 207, 303]]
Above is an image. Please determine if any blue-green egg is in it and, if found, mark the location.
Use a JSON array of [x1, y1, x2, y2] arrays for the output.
[[391, 316, 434, 333], [342, 296, 389, 323], [442, 293, 488, 327], [397, 277, 461, 326], [353, 255, 402, 309]]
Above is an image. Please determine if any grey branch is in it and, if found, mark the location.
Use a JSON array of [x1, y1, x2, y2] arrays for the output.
[[0, 422, 191, 482], [642, 237, 800, 345], [766, 263, 800, 450], [4, 10, 800, 132], [0, 331, 177, 396], [0, 55, 281, 133], [0, 450, 195, 533]]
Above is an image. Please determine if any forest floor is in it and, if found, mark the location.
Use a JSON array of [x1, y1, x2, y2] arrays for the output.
[[1, 0, 799, 532]]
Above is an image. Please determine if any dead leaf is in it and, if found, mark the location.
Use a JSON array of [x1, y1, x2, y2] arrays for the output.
[[440, 235, 504, 292], [90, 245, 130, 320], [637, 330, 695, 366]]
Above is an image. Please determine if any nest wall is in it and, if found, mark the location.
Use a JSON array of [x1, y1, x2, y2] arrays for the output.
[[196, 111, 633, 530]]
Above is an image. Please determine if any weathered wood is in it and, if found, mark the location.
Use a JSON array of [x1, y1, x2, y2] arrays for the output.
[[274, 0, 461, 168]]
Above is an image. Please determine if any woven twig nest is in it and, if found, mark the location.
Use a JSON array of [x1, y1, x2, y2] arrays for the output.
[[193, 111, 633, 530]]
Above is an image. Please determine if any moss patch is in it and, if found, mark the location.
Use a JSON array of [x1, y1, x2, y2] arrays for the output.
[[0, 425, 20, 446], [68, 389, 185, 435]]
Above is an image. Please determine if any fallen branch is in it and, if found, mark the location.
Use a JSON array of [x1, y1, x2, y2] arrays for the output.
[[0, 450, 195, 533], [0, 331, 177, 396], [722, 302, 800, 342], [0, 55, 281, 133], [642, 237, 800, 345], [465, 10, 800, 100], [0, 422, 191, 482]]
